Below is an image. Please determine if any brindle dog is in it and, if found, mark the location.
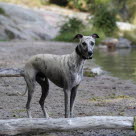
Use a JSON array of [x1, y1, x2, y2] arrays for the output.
[[23, 34, 99, 118]]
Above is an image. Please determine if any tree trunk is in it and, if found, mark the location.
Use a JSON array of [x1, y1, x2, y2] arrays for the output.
[[0, 116, 134, 135]]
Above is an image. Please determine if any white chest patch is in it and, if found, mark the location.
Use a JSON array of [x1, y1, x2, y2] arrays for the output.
[[73, 73, 82, 87]]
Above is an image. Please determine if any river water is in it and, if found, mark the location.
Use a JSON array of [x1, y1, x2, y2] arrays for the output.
[[94, 47, 136, 82]]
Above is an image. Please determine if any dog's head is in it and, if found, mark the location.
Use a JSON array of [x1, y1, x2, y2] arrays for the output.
[[74, 34, 99, 59]]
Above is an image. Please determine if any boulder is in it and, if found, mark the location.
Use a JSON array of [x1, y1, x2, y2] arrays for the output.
[[116, 38, 131, 48], [91, 67, 104, 75], [117, 22, 136, 31], [101, 38, 118, 49], [101, 37, 131, 49], [0, 2, 60, 40]]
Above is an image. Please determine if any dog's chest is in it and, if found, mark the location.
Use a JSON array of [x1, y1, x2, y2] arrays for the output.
[[72, 73, 82, 86], [68, 61, 84, 88], [70, 68, 83, 88]]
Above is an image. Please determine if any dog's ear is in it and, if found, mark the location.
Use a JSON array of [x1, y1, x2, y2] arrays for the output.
[[73, 34, 83, 40], [91, 33, 99, 39]]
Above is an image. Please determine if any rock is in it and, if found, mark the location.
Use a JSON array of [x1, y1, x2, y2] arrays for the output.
[[91, 67, 104, 75], [117, 22, 136, 31], [101, 37, 131, 49], [116, 38, 131, 48], [101, 38, 118, 49], [0, 2, 60, 40], [0, 2, 90, 41]]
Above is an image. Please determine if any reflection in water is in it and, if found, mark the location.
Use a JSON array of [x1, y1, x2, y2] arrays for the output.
[[94, 48, 136, 82]]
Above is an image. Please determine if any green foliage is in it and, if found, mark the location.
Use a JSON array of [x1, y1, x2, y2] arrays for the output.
[[69, 0, 136, 25], [89, 0, 111, 13], [132, 15, 136, 25], [129, 0, 136, 25], [95, 0, 110, 3], [92, 4, 117, 36], [0, 7, 6, 15], [68, 0, 89, 11], [49, 0, 68, 6], [55, 32, 76, 42], [54, 6, 118, 43], [0, 0, 135, 25], [112, 0, 136, 23], [134, 116, 136, 133], [55, 17, 105, 44], [55, 17, 84, 42], [60, 17, 84, 34], [5, 29, 15, 39], [68, 0, 111, 12]]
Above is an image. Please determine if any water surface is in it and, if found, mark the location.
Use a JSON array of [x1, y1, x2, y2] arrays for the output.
[[94, 48, 136, 82]]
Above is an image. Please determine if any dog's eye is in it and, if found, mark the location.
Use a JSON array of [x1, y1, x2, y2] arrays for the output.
[[82, 42, 87, 46], [90, 41, 94, 46]]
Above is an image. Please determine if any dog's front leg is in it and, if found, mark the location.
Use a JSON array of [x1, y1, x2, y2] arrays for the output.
[[64, 89, 70, 118], [70, 85, 79, 118]]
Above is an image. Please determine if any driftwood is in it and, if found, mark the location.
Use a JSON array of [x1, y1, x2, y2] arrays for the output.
[[0, 116, 134, 135], [0, 68, 24, 77]]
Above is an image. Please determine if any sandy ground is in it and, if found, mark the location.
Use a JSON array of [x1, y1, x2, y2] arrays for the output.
[[0, 41, 136, 136]]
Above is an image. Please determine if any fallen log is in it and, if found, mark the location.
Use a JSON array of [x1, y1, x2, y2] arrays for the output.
[[0, 68, 24, 77], [0, 116, 134, 135]]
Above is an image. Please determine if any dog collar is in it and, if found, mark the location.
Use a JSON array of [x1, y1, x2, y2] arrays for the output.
[[75, 45, 92, 60]]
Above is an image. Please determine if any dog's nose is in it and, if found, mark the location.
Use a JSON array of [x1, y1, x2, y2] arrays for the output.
[[88, 51, 93, 56]]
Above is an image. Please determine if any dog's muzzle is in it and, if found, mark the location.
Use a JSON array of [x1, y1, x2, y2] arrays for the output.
[[87, 51, 93, 59], [88, 51, 93, 56]]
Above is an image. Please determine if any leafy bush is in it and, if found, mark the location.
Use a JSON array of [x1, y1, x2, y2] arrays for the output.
[[68, 0, 89, 12], [54, 32, 76, 42], [49, 0, 68, 6], [55, 17, 105, 44], [60, 17, 84, 34], [0, 8, 6, 15], [112, 0, 136, 23], [92, 4, 117, 36], [55, 17, 84, 42]]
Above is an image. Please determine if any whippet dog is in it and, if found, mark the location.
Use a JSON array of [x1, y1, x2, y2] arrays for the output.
[[23, 33, 99, 118]]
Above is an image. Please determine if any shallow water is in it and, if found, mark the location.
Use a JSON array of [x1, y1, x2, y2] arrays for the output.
[[94, 47, 136, 82]]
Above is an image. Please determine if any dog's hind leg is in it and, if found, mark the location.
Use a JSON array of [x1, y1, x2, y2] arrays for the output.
[[24, 75, 36, 118], [36, 72, 49, 118]]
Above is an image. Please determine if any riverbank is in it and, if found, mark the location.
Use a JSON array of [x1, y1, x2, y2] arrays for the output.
[[0, 41, 136, 136]]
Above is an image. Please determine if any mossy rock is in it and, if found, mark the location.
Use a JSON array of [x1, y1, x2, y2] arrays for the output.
[[83, 71, 97, 77]]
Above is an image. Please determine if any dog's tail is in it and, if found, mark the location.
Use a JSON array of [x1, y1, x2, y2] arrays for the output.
[[0, 68, 28, 96], [16, 70, 29, 96]]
